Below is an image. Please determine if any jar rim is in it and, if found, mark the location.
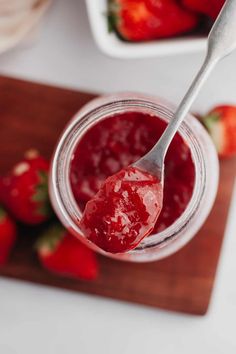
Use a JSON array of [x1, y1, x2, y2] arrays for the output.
[[50, 93, 219, 261]]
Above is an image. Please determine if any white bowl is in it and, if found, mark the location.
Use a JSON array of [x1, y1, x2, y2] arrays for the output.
[[85, 0, 207, 58]]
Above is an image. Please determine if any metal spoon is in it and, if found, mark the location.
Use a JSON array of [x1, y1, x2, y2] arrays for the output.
[[134, 0, 236, 183]]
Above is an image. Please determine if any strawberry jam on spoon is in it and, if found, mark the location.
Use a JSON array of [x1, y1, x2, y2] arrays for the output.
[[79, 166, 163, 253]]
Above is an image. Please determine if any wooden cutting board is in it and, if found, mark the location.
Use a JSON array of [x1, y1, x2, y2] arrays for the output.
[[0, 75, 235, 315]]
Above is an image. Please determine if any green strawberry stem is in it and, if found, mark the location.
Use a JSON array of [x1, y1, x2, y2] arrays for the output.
[[202, 112, 220, 132], [31, 170, 52, 217], [107, 0, 119, 32], [0, 206, 6, 221], [35, 224, 65, 252]]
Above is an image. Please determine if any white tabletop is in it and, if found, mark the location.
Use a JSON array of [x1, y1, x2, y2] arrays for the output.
[[0, 1, 236, 353]]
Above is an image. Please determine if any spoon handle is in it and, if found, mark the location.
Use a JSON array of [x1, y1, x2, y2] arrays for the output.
[[152, 0, 236, 163]]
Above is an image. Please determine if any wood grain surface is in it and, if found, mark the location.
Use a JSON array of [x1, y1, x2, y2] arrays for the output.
[[0, 75, 235, 315]]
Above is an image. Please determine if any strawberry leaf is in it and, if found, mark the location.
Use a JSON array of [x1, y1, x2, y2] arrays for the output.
[[107, 0, 119, 32], [31, 170, 52, 217], [38, 203, 53, 218], [36, 224, 65, 252], [107, 13, 117, 32], [203, 112, 220, 132], [0, 206, 6, 222], [32, 171, 48, 203]]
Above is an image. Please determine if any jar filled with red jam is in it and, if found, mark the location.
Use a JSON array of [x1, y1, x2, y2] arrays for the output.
[[49, 94, 219, 262]]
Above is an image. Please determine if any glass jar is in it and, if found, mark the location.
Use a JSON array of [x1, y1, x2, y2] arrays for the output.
[[49, 93, 219, 262]]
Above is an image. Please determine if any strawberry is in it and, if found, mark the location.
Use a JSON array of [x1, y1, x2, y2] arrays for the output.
[[182, 0, 225, 20], [202, 105, 236, 158], [36, 224, 98, 280], [108, 0, 199, 41], [0, 206, 17, 265], [0, 149, 51, 225]]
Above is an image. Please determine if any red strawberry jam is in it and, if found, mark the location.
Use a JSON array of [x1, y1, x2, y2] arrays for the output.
[[70, 112, 195, 251], [80, 166, 163, 253]]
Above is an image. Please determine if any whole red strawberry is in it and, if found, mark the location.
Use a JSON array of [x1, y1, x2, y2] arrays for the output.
[[0, 206, 17, 265], [36, 224, 98, 280], [202, 105, 236, 158], [0, 150, 51, 225], [108, 0, 199, 41], [182, 0, 225, 20]]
